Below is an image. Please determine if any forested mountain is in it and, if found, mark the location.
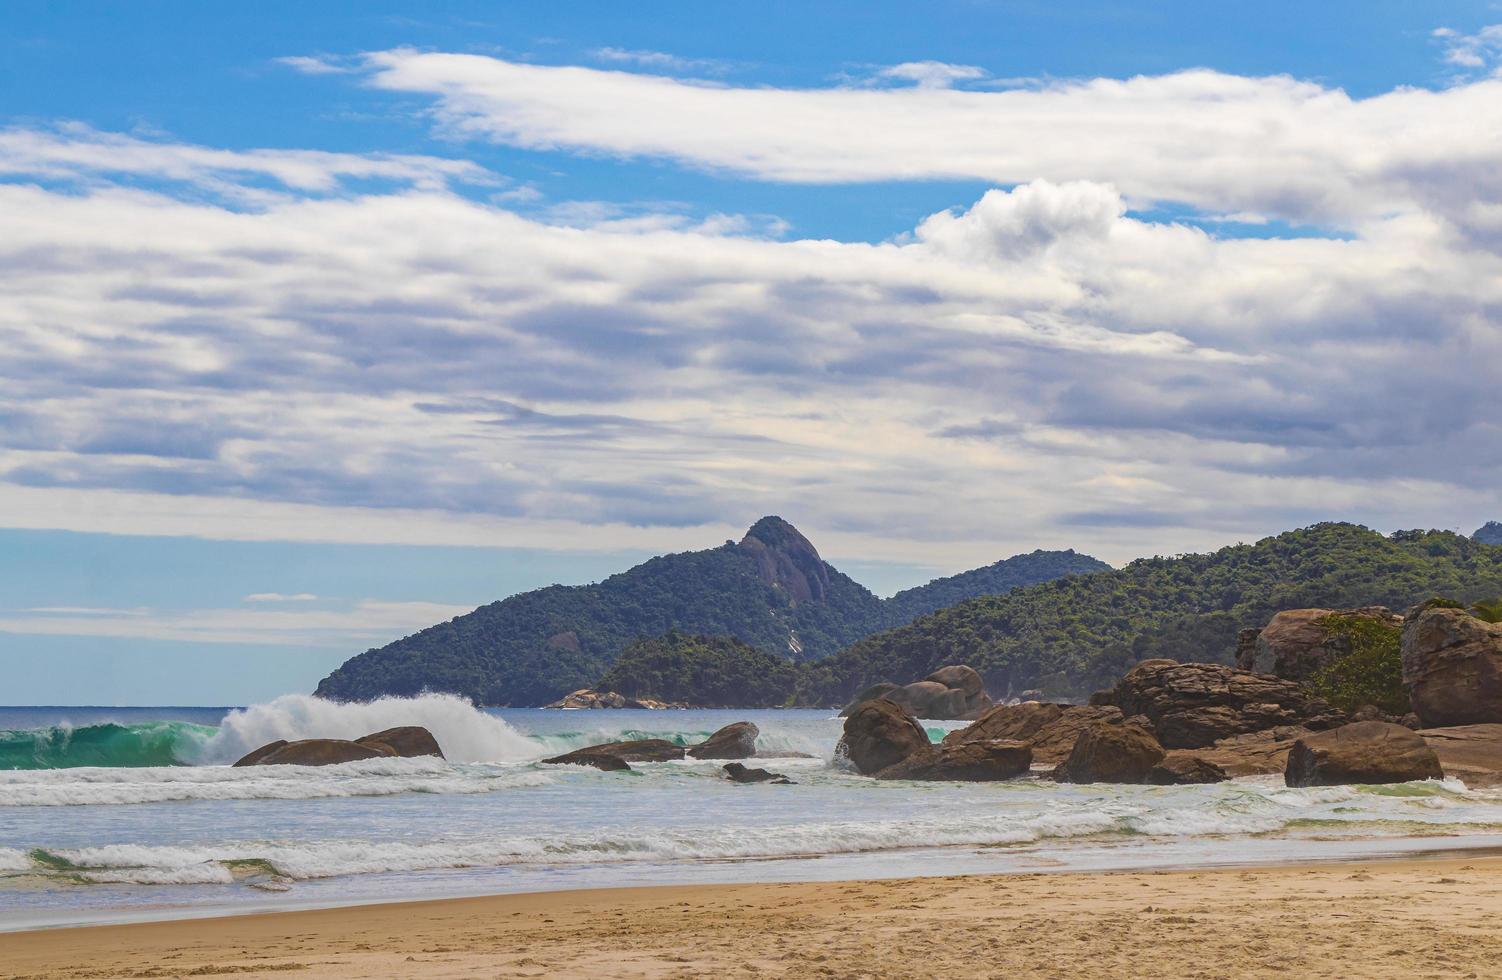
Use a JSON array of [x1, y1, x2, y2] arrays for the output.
[[798, 523, 1502, 705], [885, 549, 1109, 622], [314, 516, 1105, 705], [1475, 521, 1502, 545], [597, 632, 800, 708]]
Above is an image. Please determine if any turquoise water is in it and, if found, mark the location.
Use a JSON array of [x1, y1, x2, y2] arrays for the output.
[[3, 696, 1502, 931]]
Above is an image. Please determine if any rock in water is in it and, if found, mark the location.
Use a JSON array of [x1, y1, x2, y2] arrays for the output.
[[1055, 719, 1165, 784], [542, 738, 686, 767], [723, 762, 792, 784], [1285, 721, 1443, 787], [551, 753, 632, 772], [1247, 607, 1403, 682], [838, 698, 931, 775], [1401, 605, 1502, 727], [233, 738, 392, 767], [688, 721, 759, 759], [1147, 755, 1228, 785], [842, 664, 994, 720], [356, 726, 443, 759], [874, 739, 1032, 781], [232, 740, 289, 767], [1092, 660, 1345, 748]]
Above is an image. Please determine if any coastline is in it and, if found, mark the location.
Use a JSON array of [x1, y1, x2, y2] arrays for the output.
[[6, 853, 1502, 978]]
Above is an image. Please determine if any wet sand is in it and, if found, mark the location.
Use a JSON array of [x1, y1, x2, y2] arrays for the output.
[[5, 854, 1502, 979]]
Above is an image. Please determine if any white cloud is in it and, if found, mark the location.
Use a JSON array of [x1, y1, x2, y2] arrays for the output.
[[876, 61, 987, 89], [1434, 25, 1502, 72], [355, 49, 1502, 229], [591, 47, 728, 74]]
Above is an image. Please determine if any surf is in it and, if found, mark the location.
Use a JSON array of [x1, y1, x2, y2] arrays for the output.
[[0, 721, 216, 770]]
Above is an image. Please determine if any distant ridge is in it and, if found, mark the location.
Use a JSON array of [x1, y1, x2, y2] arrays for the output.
[[1475, 522, 1502, 546], [314, 517, 1106, 706]]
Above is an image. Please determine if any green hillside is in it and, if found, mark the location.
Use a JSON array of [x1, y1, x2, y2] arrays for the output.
[[597, 632, 800, 708], [798, 524, 1502, 704]]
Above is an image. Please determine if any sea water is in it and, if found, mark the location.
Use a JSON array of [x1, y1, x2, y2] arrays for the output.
[[3, 695, 1502, 930]]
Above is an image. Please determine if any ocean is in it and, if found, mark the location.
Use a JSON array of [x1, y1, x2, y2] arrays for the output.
[[3, 695, 1501, 931]]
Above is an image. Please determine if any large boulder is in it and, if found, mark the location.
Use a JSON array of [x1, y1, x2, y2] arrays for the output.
[[1401, 605, 1502, 727], [1093, 660, 1345, 748], [688, 721, 759, 760], [838, 698, 932, 775], [1285, 721, 1443, 787], [356, 726, 443, 759], [542, 738, 686, 767], [1054, 719, 1165, 784], [1420, 724, 1502, 788], [233, 738, 391, 767], [1244, 608, 1402, 682], [874, 739, 1032, 781], [842, 666, 993, 720], [942, 702, 1124, 764]]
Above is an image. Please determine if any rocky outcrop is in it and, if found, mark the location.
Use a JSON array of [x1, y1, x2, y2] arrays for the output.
[[1241, 607, 1402, 681], [542, 738, 685, 767], [688, 722, 759, 760], [842, 665, 993, 720], [1147, 755, 1227, 785], [1053, 718, 1165, 784], [1401, 605, 1502, 727], [942, 702, 1124, 764], [838, 699, 932, 775], [737, 515, 830, 605], [1167, 727, 1310, 777], [1092, 660, 1344, 749], [1420, 724, 1502, 788], [233, 727, 445, 767], [874, 739, 1032, 781], [543, 689, 685, 710], [723, 762, 793, 784], [1285, 721, 1443, 787], [356, 727, 443, 759]]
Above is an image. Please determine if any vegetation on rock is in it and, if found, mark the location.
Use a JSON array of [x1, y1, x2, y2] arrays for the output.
[[1304, 613, 1407, 715]]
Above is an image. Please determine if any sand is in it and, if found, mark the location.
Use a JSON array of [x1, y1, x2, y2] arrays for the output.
[[5, 854, 1502, 979]]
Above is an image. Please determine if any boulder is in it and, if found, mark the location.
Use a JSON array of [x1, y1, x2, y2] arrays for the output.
[[232, 740, 289, 767], [1250, 607, 1402, 682], [1054, 719, 1165, 784], [941, 701, 1124, 764], [723, 762, 792, 784], [841, 665, 993, 720], [1419, 723, 1502, 788], [1285, 721, 1443, 787], [839, 683, 900, 716], [926, 665, 985, 699], [542, 738, 686, 767], [874, 739, 1031, 781], [1147, 755, 1228, 785], [838, 698, 931, 775], [356, 726, 443, 759], [1401, 605, 1502, 727], [1093, 660, 1345, 749], [688, 721, 759, 760], [233, 738, 391, 767], [550, 753, 631, 772]]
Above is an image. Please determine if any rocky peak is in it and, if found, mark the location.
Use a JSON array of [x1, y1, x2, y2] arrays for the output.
[[1475, 521, 1502, 546], [737, 516, 830, 605]]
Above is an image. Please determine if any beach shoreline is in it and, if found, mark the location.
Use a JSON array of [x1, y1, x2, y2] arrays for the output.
[[6, 852, 1502, 979]]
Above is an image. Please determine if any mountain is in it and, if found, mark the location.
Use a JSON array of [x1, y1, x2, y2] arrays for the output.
[[1474, 522, 1502, 546], [798, 523, 1502, 705], [596, 632, 800, 708], [314, 516, 1105, 706], [885, 549, 1109, 622]]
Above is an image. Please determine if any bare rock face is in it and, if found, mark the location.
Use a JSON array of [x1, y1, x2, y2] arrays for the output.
[[1147, 755, 1228, 785], [874, 739, 1032, 781], [838, 698, 932, 775], [542, 738, 686, 767], [1401, 606, 1502, 727], [356, 726, 443, 759], [1054, 718, 1165, 784], [1285, 721, 1443, 787], [1093, 660, 1345, 749], [688, 721, 759, 759], [233, 738, 391, 767], [737, 516, 830, 605], [1249, 607, 1402, 682], [943, 702, 1123, 764], [843, 665, 994, 721]]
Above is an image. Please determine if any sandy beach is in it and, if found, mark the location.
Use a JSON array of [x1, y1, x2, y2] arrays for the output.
[[5, 853, 1502, 979]]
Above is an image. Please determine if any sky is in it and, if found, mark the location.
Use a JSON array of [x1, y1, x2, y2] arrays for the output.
[[2, 1, 1501, 703]]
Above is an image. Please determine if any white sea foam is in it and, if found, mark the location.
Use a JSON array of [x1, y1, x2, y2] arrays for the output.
[[195, 693, 541, 764]]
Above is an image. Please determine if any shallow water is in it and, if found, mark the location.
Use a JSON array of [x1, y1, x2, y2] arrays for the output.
[[3, 695, 1502, 930]]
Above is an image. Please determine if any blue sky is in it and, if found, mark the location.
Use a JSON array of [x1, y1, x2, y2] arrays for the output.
[[2, 1, 1501, 703]]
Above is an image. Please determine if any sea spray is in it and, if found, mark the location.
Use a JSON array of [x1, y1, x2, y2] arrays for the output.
[[196, 693, 539, 764]]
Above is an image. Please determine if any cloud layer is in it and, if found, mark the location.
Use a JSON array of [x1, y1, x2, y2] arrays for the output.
[[2, 50, 1501, 569]]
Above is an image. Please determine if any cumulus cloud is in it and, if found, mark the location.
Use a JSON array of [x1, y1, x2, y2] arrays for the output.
[[354, 49, 1502, 230], [1434, 24, 1502, 73]]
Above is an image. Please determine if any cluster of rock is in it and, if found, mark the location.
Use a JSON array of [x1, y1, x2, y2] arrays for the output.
[[543, 689, 686, 710], [841, 665, 994, 720], [839, 601, 1502, 789], [233, 726, 443, 767], [540, 721, 804, 781]]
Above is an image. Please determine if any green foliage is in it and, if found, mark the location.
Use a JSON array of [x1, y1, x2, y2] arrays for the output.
[[798, 524, 1502, 705], [884, 549, 1110, 622], [597, 631, 800, 707], [1304, 613, 1407, 715], [1470, 599, 1502, 624]]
